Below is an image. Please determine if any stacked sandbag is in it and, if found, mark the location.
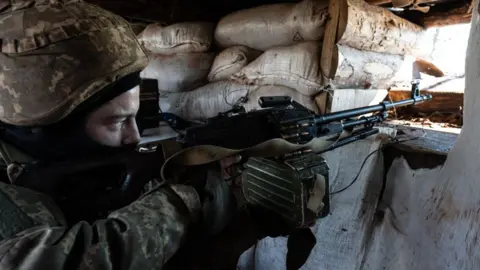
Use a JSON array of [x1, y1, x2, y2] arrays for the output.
[[159, 81, 319, 121], [158, 81, 250, 120], [208, 46, 262, 82], [228, 41, 414, 94], [138, 22, 216, 93], [140, 0, 444, 121], [231, 42, 323, 96], [129, 21, 149, 36], [214, 0, 329, 51], [211, 0, 331, 112], [141, 53, 215, 92], [138, 22, 214, 54], [212, 0, 443, 104]]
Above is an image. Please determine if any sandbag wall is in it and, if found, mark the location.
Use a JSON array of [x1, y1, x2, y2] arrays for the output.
[[136, 0, 443, 121]]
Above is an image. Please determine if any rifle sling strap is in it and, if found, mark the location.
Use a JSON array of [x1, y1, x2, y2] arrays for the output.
[[0, 139, 37, 183], [160, 130, 353, 182]]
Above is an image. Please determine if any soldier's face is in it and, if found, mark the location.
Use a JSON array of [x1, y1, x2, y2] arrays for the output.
[[84, 87, 141, 147]]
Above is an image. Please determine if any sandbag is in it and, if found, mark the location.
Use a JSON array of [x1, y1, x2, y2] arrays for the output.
[[244, 85, 318, 113], [214, 0, 329, 51], [138, 22, 214, 54], [140, 53, 215, 92], [208, 46, 262, 82], [159, 81, 252, 121], [232, 42, 324, 96]]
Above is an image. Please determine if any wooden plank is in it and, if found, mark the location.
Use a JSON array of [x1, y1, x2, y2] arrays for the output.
[[320, 0, 342, 79], [422, 0, 473, 28], [315, 89, 388, 114], [414, 58, 444, 78], [387, 125, 458, 155], [388, 89, 463, 113], [314, 91, 331, 114], [331, 89, 388, 111]]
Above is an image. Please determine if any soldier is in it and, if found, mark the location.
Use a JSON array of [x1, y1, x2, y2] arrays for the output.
[[0, 0, 237, 269]]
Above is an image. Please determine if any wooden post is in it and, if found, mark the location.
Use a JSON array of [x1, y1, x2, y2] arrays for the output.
[[320, 0, 441, 85], [315, 89, 388, 113], [322, 44, 443, 89], [335, 0, 433, 56], [332, 44, 406, 88], [320, 0, 342, 80]]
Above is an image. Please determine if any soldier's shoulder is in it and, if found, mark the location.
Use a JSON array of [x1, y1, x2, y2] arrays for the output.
[[0, 182, 66, 227]]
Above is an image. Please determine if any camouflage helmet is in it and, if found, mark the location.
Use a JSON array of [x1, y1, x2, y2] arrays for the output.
[[0, 0, 149, 126]]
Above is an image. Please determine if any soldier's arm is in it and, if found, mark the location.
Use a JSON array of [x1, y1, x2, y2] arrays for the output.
[[0, 182, 201, 270]]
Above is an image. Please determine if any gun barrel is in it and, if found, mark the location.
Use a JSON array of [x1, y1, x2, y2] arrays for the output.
[[314, 94, 432, 125]]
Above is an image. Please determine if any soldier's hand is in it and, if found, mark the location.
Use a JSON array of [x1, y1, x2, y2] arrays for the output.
[[219, 155, 242, 182], [219, 155, 245, 208]]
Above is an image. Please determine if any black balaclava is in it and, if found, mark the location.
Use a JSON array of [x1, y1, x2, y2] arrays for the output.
[[0, 72, 143, 224], [0, 72, 141, 163]]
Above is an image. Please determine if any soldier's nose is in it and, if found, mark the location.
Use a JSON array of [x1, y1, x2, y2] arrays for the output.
[[123, 119, 141, 145]]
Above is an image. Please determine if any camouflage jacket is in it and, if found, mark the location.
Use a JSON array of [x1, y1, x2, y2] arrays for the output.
[[0, 181, 202, 270]]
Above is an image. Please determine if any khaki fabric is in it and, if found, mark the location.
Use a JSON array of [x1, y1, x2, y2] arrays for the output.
[[0, 181, 202, 270]]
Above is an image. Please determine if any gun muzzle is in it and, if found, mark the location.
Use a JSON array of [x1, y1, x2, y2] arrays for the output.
[[314, 94, 432, 125], [281, 94, 432, 127]]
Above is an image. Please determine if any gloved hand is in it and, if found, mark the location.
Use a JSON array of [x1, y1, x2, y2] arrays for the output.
[[219, 155, 245, 208], [201, 168, 236, 236], [179, 154, 318, 270], [164, 156, 242, 269], [179, 155, 242, 236]]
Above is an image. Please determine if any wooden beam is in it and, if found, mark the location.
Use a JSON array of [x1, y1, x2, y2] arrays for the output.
[[320, 0, 342, 79], [390, 126, 458, 155], [315, 89, 388, 114], [332, 44, 407, 88], [334, 0, 428, 57], [422, 0, 473, 28]]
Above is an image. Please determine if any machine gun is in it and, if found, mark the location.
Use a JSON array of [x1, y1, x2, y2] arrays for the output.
[[141, 81, 431, 228]]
